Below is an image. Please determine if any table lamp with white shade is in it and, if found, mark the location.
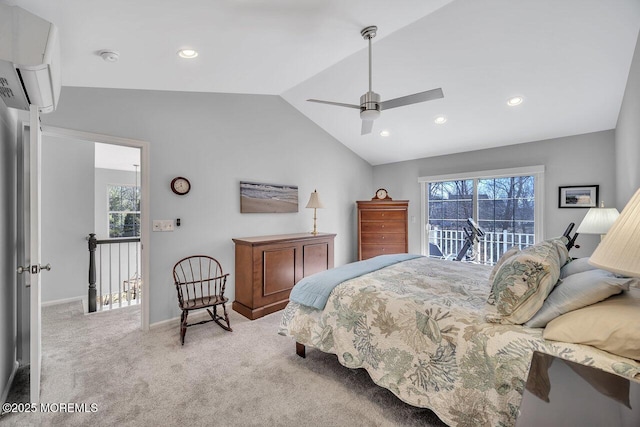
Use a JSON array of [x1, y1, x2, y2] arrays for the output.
[[305, 190, 324, 236], [576, 201, 620, 241], [589, 188, 640, 277]]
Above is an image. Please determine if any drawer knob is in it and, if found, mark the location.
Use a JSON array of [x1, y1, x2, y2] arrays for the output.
[[382, 236, 385, 239], [381, 225, 385, 228]]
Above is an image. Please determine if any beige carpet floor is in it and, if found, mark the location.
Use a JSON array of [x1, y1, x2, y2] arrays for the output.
[[1, 301, 447, 427]]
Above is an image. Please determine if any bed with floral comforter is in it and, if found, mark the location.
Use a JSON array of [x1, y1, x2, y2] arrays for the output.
[[278, 256, 640, 427]]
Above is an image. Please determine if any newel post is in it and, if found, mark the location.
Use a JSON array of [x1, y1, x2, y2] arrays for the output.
[[88, 233, 97, 313]]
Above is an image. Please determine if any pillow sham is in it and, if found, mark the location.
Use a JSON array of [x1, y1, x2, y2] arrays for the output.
[[559, 257, 598, 279], [486, 246, 520, 305], [543, 293, 640, 361], [524, 269, 632, 328], [486, 237, 569, 325]]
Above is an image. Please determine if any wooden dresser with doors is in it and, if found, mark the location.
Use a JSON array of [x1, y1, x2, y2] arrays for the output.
[[232, 233, 336, 320]]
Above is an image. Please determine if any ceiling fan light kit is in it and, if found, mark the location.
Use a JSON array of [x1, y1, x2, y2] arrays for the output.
[[307, 25, 444, 136], [360, 90, 381, 122]]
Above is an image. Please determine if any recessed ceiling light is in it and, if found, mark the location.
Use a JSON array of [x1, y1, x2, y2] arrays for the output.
[[434, 115, 447, 125], [507, 96, 524, 106], [178, 49, 198, 59], [379, 130, 390, 137]]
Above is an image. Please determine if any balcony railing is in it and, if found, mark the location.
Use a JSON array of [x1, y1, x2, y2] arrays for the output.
[[429, 229, 534, 265], [87, 234, 141, 312]]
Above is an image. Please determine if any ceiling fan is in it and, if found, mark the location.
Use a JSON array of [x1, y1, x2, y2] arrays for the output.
[[307, 26, 444, 135]]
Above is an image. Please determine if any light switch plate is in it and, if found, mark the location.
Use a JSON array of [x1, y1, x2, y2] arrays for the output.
[[152, 220, 174, 232]]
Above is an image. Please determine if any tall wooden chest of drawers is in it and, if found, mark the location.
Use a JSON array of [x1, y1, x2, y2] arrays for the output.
[[357, 200, 409, 260], [232, 233, 335, 320]]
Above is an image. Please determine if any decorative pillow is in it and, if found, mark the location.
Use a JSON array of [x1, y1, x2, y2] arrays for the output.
[[485, 238, 569, 325], [524, 269, 632, 328], [486, 246, 520, 305], [560, 257, 598, 279], [543, 293, 640, 360]]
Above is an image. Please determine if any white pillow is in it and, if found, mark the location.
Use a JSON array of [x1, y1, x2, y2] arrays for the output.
[[525, 269, 632, 328], [559, 257, 598, 279]]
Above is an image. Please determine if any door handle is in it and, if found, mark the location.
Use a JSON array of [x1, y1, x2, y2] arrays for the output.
[[16, 263, 51, 274]]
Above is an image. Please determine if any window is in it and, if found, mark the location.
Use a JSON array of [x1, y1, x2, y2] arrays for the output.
[[108, 184, 140, 238], [419, 166, 543, 265]]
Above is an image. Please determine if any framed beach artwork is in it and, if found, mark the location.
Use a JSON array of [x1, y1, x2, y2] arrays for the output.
[[558, 185, 599, 208], [240, 181, 299, 213]]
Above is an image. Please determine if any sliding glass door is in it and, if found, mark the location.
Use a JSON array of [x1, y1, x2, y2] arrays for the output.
[[420, 167, 543, 265]]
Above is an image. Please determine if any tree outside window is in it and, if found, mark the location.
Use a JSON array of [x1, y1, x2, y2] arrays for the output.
[[108, 184, 140, 238], [477, 176, 535, 235]]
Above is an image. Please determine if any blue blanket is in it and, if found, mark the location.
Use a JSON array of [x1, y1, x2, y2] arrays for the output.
[[289, 254, 423, 309]]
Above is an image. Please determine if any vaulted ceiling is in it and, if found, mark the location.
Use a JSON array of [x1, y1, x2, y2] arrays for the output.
[[5, 0, 640, 165]]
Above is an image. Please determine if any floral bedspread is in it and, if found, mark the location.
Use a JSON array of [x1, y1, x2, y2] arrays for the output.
[[278, 256, 640, 427]]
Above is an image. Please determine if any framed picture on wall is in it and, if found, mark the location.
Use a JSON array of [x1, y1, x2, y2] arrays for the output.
[[240, 181, 299, 213], [558, 185, 599, 208]]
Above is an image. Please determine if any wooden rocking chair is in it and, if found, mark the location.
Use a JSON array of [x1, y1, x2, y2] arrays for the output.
[[172, 255, 232, 345]]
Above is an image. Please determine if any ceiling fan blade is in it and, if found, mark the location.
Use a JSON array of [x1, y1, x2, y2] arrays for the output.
[[361, 120, 373, 135], [307, 99, 360, 109], [379, 88, 444, 111]]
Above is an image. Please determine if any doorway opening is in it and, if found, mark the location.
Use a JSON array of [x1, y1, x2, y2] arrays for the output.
[[92, 143, 142, 311], [41, 126, 150, 330]]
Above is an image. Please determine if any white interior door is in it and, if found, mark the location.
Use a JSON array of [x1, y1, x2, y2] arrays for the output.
[[29, 105, 42, 404], [19, 105, 45, 403]]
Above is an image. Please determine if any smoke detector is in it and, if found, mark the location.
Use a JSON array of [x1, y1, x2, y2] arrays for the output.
[[99, 50, 120, 62]]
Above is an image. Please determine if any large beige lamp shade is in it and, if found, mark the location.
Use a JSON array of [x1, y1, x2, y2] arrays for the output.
[[576, 201, 620, 240], [305, 190, 325, 235], [589, 188, 640, 277]]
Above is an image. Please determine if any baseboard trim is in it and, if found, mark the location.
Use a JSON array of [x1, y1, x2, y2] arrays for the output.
[[149, 305, 228, 330], [1, 361, 19, 405], [41, 295, 85, 308], [149, 315, 181, 330]]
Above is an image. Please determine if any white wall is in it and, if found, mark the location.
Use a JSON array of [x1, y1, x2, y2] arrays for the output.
[[615, 30, 640, 208], [0, 103, 18, 402], [42, 87, 374, 324], [41, 135, 94, 302], [372, 130, 616, 258]]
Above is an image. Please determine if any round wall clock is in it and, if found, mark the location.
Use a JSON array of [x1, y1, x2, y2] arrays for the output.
[[171, 177, 191, 195], [373, 188, 391, 200]]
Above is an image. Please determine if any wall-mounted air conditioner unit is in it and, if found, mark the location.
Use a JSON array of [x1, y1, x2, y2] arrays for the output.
[[0, 4, 61, 113]]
